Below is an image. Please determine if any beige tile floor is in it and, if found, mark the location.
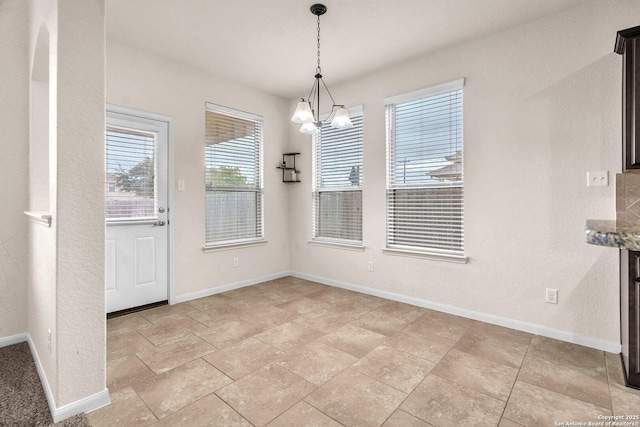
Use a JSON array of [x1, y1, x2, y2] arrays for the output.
[[88, 276, 640, 427]]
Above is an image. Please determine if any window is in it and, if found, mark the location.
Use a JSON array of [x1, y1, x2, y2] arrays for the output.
[[204, 103, 263, 246], [312, 107, 363, 245], [105, 126, 156, 219], [385, 79, 464, 257]]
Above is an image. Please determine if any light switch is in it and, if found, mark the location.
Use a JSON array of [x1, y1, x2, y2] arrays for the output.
[[587, 171, 608, 187], [177, 180, 185, 191]]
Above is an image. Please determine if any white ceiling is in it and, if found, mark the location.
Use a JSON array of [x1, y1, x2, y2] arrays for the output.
[[106, 0, 585, 99]]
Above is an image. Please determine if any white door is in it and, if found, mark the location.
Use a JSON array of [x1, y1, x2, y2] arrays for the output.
[[105, 108, 169, 313]]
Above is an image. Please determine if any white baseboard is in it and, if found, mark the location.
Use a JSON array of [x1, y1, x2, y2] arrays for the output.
[[0, 332, 110, 423], [26, 336, 58, 421], [51, 388, 110, 423], [290, 271, 622, 353], [0, 332, 29, 348], [172, 270, 291, 304]]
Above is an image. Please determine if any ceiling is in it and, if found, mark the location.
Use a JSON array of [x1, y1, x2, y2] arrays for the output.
[[106, 0, 585, 99]]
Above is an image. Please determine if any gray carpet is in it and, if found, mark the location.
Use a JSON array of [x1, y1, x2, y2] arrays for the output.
[[0, 342, 91, 427]]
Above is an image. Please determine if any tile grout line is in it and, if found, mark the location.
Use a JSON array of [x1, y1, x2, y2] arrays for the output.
[[256, 362, 320, 426], [265, 327, 388, 426], [496, 333, 533, 425], [128, 376, 161, 423], [604, 354, 616, 415], [300, 397, 346, 426], [513, 341, 613, 416], [120, 322, 216, 423], [384, 322, 470, 426], [406, 321, 529, 425]]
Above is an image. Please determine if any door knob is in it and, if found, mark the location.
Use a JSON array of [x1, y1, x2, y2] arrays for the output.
[[152, 221, 166, 227]]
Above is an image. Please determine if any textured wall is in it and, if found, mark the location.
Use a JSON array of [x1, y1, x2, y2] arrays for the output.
[[106, 43, 291, 299], [54, 0, 106, 406], [27, 0, 57, 397], [23, 0, 107, 409], [288, 0, 638, 348], [0, 0, 29, 339]]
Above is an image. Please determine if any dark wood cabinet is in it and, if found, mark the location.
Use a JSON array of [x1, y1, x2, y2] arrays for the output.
[[615, 26, 640, 171], [620, 249, 640, 389]]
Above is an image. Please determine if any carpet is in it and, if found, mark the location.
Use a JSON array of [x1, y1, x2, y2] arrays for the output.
[[0, 342, 91, 426]]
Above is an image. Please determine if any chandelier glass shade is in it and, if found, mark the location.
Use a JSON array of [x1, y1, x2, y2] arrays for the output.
[[291, 4, 352, 134]]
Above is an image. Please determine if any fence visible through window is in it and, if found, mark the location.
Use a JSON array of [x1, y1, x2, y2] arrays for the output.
[[385, 79, 464, 255], [204, 104, 264, 246]]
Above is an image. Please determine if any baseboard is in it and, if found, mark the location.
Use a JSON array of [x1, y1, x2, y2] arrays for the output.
[[172, 270, 292, 304], [0, 332, 111, 423], [290, 271, 622, 353], [0, 332, 29, 348], [51, 388, 110, 423], [25, 336, 58, 421]]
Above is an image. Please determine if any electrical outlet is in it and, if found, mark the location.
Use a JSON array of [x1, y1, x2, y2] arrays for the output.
[[367, 261, 374, 272], [545, 288, 558, 304], [47, 329, 51, 353], [233, 257, 239, 268], [587, 171, 608, 187]]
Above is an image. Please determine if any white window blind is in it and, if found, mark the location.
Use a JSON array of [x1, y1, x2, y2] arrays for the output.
[[105, 126, 156, 219], [312, 108, 363, 245], [204, 103, 263, 246], [385, 79, 464, 256]]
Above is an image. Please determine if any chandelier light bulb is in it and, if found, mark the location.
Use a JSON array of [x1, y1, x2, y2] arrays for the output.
[[300, 122, 321, 134], [330, 107, 353, 129], [291, 100, 314, 123]]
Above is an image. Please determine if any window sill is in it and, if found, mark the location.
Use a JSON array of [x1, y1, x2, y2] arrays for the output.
[[383, 247, 468, 264], [308, 240, 365, 251], [203, 240, 267, 252]]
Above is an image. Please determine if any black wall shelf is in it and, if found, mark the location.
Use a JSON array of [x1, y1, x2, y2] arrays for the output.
[[276, 152, 301, 183]]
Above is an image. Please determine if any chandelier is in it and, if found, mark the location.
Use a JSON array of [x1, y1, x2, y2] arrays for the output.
[[290, 4, 352, 135]]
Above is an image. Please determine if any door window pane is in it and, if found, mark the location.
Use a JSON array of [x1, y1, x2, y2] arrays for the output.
[[105, 126, 157, 219]]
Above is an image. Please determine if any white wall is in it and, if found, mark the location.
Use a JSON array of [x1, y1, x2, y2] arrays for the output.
[[0, 0, 29, 340], [289, 0, 638, 349], [28, 0, 57, 399], [54, 0, 106, 407], [106, 43, 291, 300], [24, 0, 108, 416]]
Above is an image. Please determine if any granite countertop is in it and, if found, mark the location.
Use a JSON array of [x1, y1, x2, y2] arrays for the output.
[[585, 219, 640, 250]]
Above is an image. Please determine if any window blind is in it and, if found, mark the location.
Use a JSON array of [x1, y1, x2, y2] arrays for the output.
[[385, 79, 464, 255], [312, 108, 363, 245], [105, 126, 156, 219], [204, 104, 263, 246]]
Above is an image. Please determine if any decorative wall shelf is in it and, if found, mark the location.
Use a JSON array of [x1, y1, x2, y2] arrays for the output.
[[276, 152, 301, 183], [24, 211, 52, 227]]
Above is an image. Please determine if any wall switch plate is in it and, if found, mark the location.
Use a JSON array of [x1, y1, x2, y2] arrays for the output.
[[233, 257, 239, 268], [367, 261, 374, 272], [47, 329, 51, 353], [545, 288, 558, 304], [587, 171, 608, 187], [177, 180, 185, 191]]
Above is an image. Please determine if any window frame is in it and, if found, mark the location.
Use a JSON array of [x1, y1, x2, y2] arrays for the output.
[[311, 105, 364, 247], [384, 79, 466, 262], [204, 102, 264, 249]]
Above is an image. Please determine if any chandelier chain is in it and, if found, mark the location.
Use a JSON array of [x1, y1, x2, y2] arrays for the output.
[[316, 14, 321, 73], [291, 4, 352, 133]]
